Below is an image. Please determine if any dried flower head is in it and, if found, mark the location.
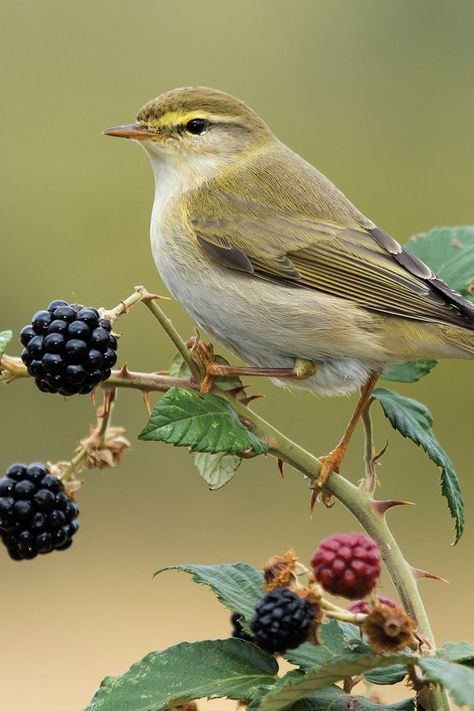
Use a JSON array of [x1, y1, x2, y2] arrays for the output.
[[78, 426, 130, 470], [362, 604, 416, 652], [263, 549, 298, 591]]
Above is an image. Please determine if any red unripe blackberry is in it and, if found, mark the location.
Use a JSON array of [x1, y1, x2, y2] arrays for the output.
[[250, 587, 314, 653], [0, 463, 79, 560], [348, 596, 397, 614], [20, 300, 118, 396], [311, 533, 381, 599]]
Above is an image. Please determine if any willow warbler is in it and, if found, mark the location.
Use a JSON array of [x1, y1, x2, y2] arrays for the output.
[[104, 87, 474, 480]]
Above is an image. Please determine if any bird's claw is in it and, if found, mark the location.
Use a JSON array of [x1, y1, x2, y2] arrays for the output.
[[310, 447, 346, 512]]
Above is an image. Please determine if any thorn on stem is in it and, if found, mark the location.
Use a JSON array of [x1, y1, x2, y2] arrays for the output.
[[277, 458, 284, 479], [370, 499, 416, 517], [372, 439, 389, 466], [240, 394, 264, 406], [411, 566, 449, 583], [143, 391, 152, 416], [118, 362, 131, 378]]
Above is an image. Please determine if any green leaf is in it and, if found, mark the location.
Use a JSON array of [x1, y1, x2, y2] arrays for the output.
[[406, 225, 474, 300], [84, 638, 278, 711], [257, 652, 416, 711], [382, 359, 437, 383], [138, 387, 268, 455], [155, 562, 264, 627], [364, 664, 407, 685], [373, 387, 464, 543], [419, 657, 474, 709], [0, 330, 13, 359], [168, 351, 192, 378], [194, 451, 242, 490], [287, 621, 407, 687], [437, 641, 474, 664], [252, 685, 414, 710], [284, 620, 346, 669]]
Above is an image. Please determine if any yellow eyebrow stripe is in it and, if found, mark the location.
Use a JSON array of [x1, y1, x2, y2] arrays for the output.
[[143, 110, 238, 128]]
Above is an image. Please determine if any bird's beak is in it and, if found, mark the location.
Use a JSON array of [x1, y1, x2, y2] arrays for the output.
[[102, 123, 156, 140]]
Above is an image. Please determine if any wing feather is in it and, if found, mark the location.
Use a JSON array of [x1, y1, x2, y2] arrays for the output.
[[185, 150, 474, 330]]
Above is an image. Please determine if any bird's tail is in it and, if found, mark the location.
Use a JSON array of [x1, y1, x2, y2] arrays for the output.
[[440, 324, 474, 359]]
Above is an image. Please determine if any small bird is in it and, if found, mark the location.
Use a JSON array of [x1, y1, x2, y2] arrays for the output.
[[104, 87, 474, 485]]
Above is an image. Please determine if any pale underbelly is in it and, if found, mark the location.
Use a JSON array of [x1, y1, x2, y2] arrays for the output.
[[151, 234, 384, 396]]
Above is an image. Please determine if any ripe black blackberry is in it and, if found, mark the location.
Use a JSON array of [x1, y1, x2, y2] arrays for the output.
[[20, 299, 118, 396], [250, 587, 314, 653], [0, 462, 79, 560], [230, 612, 254, 643]]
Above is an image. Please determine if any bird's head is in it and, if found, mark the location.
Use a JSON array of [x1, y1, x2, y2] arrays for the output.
[[104, 87, 273, 176]]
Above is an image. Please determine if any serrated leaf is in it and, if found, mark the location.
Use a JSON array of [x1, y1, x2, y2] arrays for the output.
[[84, 638, 278, 711], [0, 330, 13, 360], [287, 621, 407, 687], [194, 451, 242, 490], [437, 641, 474, 664], [364, 664, 407, 685], [252, 685, 414, 710], [155, 562, 264, 627], [257, 652, 416, 711], [138, 387, 268, 455], [382, 359, 438, 383], [373, 388, 463, 543], [406, 225, 474, 300], [419, 657, 474, 709]]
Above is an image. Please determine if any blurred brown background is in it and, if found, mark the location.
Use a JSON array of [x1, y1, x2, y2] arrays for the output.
[[1, 1, 473, 709]]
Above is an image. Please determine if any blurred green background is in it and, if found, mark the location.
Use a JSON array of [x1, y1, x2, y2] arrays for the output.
[[1, 1, 473, 709]]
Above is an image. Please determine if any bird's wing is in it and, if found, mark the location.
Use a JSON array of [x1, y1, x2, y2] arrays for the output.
[[185, 170, 474, 329]]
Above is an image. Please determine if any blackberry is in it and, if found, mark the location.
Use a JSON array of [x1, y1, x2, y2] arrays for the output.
[[0, 462, 79, 560], [230, 612, 254, 643], [20, 299, 118, 395], [250, 587, 314, 653], [311, 533, 381, 600]]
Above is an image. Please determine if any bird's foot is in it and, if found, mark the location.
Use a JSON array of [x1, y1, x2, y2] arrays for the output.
[[187, 336, 317, 393], [186, 335, 218, 392], [293, 358, 318, 379], [310, 446, 346, 511]]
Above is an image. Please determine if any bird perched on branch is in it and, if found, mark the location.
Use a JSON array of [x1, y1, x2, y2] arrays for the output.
[[104, 87, 474, 487]]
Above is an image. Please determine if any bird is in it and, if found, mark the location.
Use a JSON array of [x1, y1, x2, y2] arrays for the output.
[[103, 86, 474, 487]]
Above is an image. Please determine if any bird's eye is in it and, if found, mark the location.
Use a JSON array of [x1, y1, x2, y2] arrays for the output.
[[186, 118, 209, 135]]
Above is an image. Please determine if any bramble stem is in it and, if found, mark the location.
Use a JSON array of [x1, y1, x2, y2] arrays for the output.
[[58, 389, 117, 482], [136, 287, 203, 383], [361, 403, 377, 495], [57, 445, 88, 483], [103, 368, 196, 393]]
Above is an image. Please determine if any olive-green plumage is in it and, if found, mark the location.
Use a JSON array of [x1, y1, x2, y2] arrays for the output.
[[105, 87, 474, 396]]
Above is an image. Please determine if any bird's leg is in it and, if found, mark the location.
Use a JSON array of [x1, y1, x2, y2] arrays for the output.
[[187, 336, 317, 392], [312, 370, 381, 505]]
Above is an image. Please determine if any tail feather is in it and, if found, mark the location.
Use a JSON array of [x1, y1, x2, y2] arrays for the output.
[[440, 324, 474, 359]]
